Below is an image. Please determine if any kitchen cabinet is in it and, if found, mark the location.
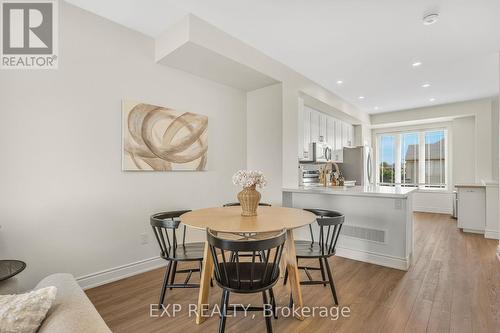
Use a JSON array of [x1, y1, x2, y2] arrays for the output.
[[326, 117, 335, 147], [310, 110, 320, 144], [334, 120, 342, 150], [457, 186, 486, 233], [319, 113, 327, 143], [298, 104, 354, 159], [302, 106, 311, 155], [342, 122, 354, 147]]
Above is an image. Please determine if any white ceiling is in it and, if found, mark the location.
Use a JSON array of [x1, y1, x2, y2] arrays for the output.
[[66, 0, 500, 114]]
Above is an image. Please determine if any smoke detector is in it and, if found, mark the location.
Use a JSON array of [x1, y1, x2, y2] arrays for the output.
[[423, 13, 439, 25]]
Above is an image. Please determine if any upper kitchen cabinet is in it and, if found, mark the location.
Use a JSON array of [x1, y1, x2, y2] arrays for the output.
[[334, 119, 343, 150], [301, 105, 311, 155], [298, 105, 354, 159], [326, 117, 335, 148], [310, 109, 320, 144], [342, 122, 354, 147], [319, 113, 327, 143]]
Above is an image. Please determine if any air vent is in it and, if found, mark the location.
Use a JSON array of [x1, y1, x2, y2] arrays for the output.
[[341, 225, 385, 243]]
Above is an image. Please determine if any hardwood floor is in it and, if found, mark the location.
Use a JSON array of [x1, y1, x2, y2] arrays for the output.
[[86, 213, 500, 332]]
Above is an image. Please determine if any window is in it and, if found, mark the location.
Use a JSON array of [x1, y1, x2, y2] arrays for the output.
[[425, 131, 446, 188], [378, 135, 395, 184], [401, 133, 419, 186], [376, 129, 447, 189]]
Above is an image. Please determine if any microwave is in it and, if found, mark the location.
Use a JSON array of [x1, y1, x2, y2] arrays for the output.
[[300, 142, 333, 162], [312, 142, 332, 162]]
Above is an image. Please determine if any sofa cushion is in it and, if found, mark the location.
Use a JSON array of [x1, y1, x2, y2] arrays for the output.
[[35, 273, 111, 333], [0, 286, 57, 333]]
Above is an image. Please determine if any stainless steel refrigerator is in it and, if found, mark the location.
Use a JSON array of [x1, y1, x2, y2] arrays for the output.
[[340, 146, 373, 186]]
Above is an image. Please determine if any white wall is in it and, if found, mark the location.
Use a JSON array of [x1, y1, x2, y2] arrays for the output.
[[159, 15, 371, 190], [493, 98, 499, 181], [0, 3, 247, 290], [372, 98, 498, 183], [371, 98, 498, 214], [452, 116, 476, 184], [246, 84, 283, 204], [498, 52, 500, 256]]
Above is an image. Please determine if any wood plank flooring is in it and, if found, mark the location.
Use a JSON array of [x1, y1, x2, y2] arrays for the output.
[[86, 213, 500, 332]]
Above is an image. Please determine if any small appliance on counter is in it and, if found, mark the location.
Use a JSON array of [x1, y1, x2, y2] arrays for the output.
[[298, 166, 321, 186], [344, 180, 356, 187], [299, 142, 334, 163]]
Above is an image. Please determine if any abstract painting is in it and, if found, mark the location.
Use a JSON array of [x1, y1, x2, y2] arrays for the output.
[[122, 101, 208, 171]]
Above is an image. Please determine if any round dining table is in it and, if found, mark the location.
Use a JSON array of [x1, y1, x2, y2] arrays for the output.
[[181, 205, 316, 324]]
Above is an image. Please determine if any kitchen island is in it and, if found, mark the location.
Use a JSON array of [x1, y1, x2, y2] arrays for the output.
[[283, 185, 417, 270]]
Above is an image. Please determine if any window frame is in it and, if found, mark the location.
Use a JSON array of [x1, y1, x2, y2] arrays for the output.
[[374, 127, 449, 191]]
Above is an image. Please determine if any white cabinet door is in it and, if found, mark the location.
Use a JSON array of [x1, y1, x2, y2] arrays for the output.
[[310, 109, 320, 143], [458, 187, 486, 233], [347, 124, 354, 146], [342, 122, 349, 147], [302, 106, 311, 156], [326, 117, 335, 147], [334, 120, 342, 150], [319, 113, 327, 143], [298, 100, 304, 157]]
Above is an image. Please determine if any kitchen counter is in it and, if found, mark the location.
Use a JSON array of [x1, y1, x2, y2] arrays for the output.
[[455, 183, 486, 188], [283, 185, 417, 199], [455, 182, 499, 188]]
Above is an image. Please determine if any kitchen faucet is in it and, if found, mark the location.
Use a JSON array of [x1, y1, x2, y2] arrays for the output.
[[320, 161, 340, 187]]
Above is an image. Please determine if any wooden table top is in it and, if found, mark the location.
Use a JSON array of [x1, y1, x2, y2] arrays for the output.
[[180, 206, 316, 233]]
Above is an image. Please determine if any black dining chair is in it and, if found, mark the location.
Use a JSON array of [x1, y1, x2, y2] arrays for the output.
[[222, 202, 272, 207], [207, 229, 286, 333], [150, 210, 205, 306], [284, 209, 344, 305], [221, 202, 279, 314]]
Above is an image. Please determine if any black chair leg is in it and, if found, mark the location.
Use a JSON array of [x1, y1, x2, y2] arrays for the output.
[[159, 261, 172, 306], [262, 291, 273, 333], [319, 258, 327, 287], [218, 290, 230, 333], [323, 257, 339, 305], [268, 288, 277, 319], [169, 261, 178, 290]]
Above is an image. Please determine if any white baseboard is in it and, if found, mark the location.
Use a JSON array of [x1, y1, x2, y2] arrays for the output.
[[76, 256, 165, 290], [484, 229, 499, 240], [462, 228, 484, 235], [335, 246, 410, 271], [413, 206, 452, 214]]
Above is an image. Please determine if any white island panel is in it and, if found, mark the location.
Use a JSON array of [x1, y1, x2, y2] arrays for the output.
[[283, 186, 415, 270]]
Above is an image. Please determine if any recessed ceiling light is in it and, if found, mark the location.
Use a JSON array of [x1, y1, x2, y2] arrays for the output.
[[421, 83, 431, 88], [358, 96, 365, 100], [412, 61, 422, 67], [336, 80, 343, 85], [423, 13, 439, 25], [429, 98, 436, 102], [374, 106, 379, 111]]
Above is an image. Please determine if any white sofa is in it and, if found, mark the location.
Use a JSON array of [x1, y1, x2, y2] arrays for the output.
[[1, 274, 111, 333]]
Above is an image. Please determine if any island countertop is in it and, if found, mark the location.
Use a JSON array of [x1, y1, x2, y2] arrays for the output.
[[282, 185, 417, 199]]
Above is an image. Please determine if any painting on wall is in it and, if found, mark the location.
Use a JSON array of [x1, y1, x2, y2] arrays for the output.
[[122, 101, 208, 171]]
